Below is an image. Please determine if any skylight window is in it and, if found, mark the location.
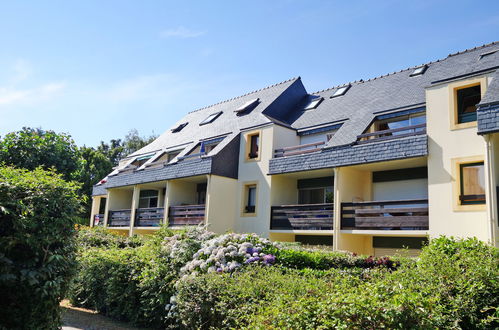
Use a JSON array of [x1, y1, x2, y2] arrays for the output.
[[304, 97, 324, 110], [234, 98, 260, 115], [171, 122, 188, 133], [480, 50, 497, 60], [331, 85, 350, 98], [410, 65, 428, 76], [199, 111, 223, 125]]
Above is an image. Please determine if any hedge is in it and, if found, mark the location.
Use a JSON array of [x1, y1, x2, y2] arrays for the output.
[[69, 227, 498, 329], [0, 166, 81, 329]]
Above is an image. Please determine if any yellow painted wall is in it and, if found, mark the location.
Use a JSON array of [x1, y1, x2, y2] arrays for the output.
[[269, 232, 295, 242], [335, 167, 372, 252], [270, 175, 298, 206], [107, 188, 133, 210], [426, 75, 492, 240], [234, 125, 274, 236], [89, 195, 105, 226], [166, 180, 198, 206], [206, 175, 238, 234]]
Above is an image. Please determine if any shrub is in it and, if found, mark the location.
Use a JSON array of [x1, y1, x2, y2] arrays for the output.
[[76, 225, 145, 249], [0, 166, 81, 329], [175, 237, 498, 329]]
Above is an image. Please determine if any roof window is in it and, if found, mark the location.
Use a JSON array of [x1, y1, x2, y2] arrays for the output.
[[410, 65, 428, 76], [200, 111, 223, 125], [235, 98, 260, 115], [331, 85, 350, 98], [480, 50, 497, 60], [304, 97, 324, 110], [171, 122, 188, 133]]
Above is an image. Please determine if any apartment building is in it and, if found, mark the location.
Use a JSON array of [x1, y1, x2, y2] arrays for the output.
[[91, 42, 499, 256]]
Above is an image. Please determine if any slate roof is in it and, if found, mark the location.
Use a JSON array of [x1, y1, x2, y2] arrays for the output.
[[269, 135, 428, 175], [477, 69, 499, 135], [127, 77, 306, 159], [286, 41, 499, 147]]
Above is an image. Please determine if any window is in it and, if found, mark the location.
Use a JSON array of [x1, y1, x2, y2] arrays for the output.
[[245, 132, 260, 161], [459, 162, 485, 205], [199, 111, 222, 125], [131, 154, 153, 167], [331, 84, 350, 98], [242, 184, 257, 215], [245, 185, 257, 213], [410, 65, 428, 76], [235, 98, 259, 115], [304, 97, 324, 110], [456, 84, 481, 123], [171, 122, 188, 133], [139, 190, 158, 208], [197, 183, 207, 204], [480, 50, 497, 60], [375, 113, 426, 134], [298, 187, 333, 204]]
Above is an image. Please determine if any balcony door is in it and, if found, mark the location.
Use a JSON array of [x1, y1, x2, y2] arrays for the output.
[[297, 176, 334, 204]]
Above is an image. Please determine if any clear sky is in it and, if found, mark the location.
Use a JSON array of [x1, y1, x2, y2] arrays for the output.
[[1, 1, 498, 147]]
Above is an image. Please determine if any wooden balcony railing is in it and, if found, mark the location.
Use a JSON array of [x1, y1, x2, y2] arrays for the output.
[[356, 123, 426, 144], [341, 199, 429, 230], [108, 209, 131, 227], [274, 141, 325, 158], [270, 203, 334, 230], [135, 207, 164, 227], [168, 205, 205, 226], [93, 214, 105, 226]]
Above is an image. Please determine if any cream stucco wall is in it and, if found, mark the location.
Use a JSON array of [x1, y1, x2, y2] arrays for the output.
[[426, 74, 492, 241], [335, 167, 372, 252], [234, 125, 275, 236], [206, 175, 238, 234], [166, 179, 199, 206]]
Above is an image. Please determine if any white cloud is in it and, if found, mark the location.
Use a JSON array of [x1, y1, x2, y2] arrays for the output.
[[0, 82, 65, 106], [160, 26, 206, 39]]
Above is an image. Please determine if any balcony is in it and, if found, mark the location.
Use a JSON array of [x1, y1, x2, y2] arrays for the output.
[[356, 123, 426, 144], [135, 207, 164, 227], [108, 209, 131, 227], [270, 203, 334, 230], [168, 204, 205, 226], [341, 199, 429, 230], [274, 141, 325, 158]]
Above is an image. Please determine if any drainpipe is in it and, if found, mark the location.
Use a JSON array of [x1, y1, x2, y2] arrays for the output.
[[484, 135, 498, 246]]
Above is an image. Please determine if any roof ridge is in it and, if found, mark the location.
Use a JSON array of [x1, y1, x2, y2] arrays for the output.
[[312, 41, 499, 95], [188, 76, 301, 114]]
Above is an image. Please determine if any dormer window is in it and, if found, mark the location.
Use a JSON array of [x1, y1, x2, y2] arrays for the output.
[[234, 98, 259, 115], [171, 122, 188, 133], [331, 85, 350, 98], [200, 111, 222, 125], [410, 65, 428, 76], [304, 97, 324, 110], [479, 50, 497, 60], [131, 154, 154, 167]]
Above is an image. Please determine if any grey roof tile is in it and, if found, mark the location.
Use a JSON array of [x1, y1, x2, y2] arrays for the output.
[[286, 42, 499, 147]]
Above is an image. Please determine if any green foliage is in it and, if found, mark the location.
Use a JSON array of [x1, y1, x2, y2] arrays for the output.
[[70, 229, 498, 329], [0, 166, 81, 329], [75, 225, 145, 249], [175, 237, 498, 329], [97, 129, 158, 166], [0, 127, 80, 181]]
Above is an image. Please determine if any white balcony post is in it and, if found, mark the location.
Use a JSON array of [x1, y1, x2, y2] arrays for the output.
[[129, 185, 140, 237]]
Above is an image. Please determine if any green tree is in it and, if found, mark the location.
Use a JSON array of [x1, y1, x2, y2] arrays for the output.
[[97, 129, 157, 166], [0, 127, 80, 181], [0, 166, 81, 329]]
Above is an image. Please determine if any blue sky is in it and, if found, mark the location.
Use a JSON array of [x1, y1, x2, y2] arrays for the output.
[[1, 1, 498, 147]]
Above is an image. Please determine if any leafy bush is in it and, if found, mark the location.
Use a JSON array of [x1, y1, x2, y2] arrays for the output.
[[70, 226, 498, 329], [176, 237, 498, 329], [0, 166, 81, 329], [76, 225, 145, 249]]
